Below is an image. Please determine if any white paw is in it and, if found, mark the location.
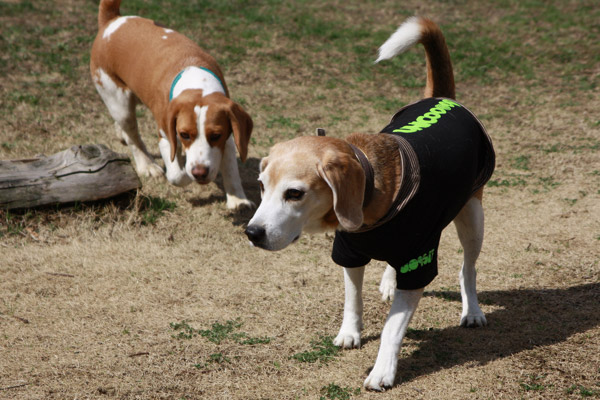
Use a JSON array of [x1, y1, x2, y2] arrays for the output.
[[379, 278, 396, 302], [137, 162, 164, 178], [460, 312, 487, 328], [165, 169, 192, 187], [364, 365, 395, 391], [379, 266, 397, 301], [333, 328, 361, 349], [226, 196, 255, 210]]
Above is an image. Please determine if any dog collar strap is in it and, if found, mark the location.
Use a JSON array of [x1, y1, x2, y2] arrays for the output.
[[169, 66, 225, 101], [353, 135, 420, 233], [347, 143, 375, 208], [385, 135, 420, 221]]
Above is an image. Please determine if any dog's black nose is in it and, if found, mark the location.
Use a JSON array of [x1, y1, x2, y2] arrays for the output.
[[245, 225, 266, 244], [191, 165, 210, 182]]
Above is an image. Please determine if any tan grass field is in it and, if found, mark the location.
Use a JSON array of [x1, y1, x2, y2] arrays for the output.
[[1, 0, 599, 399]]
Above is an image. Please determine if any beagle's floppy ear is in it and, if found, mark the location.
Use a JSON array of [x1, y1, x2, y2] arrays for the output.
[[317, 149, 365, 231], [259, 156, 269, 173], [165, 98, 183, 162], [227, 102, 253, 163]]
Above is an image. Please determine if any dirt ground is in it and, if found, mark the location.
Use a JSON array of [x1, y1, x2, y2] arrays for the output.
[[1, 0, 599, 399]]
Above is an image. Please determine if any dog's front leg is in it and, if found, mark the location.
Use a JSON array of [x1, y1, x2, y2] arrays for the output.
[[364, 287, 423, 391], [220, 136, 254, 210], [333, 266, 365, 349], [158, 134, 193, 187]]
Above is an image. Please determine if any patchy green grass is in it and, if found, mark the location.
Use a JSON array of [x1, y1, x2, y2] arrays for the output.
[[537, 176, 561, 191], [511, 154, 530, 171], [170, 319, 271, 345], [319, 383, 361, 400], [138, 195, 176, 226], [486, 175, 528, 188], [566, 384, 600, 397], [266, 115, 301, 138], [292, 335, 341, 364], [199, 319, 243, 344], [194, 352, 232, 370], [520, 381, 546, 392], [519, 374, 550, 393], [0, 210, 26, 238]]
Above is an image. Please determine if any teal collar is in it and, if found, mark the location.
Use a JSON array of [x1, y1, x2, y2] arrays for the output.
[[169, 66, 225, 101]]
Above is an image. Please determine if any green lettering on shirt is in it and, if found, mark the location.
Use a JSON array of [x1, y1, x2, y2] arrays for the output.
[[399, 249, 436, 274], [393, 99, 461, 133]]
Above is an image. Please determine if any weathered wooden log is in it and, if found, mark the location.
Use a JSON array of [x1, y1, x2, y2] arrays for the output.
[[0, 144, 142, 209]]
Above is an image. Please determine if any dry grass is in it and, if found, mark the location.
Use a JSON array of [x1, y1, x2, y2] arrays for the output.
[[1, 0, 599, 399]]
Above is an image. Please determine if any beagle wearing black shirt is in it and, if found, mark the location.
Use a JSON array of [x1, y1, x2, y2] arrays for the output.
[[246, 17, 495, 391]]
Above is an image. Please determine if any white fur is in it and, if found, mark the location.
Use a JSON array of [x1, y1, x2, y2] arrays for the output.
[[158, 130, 192, 186], [183, 105, 221, 183], [170, 66, 225, 100], [375, 16, 422, 63], [103, 16, 138, 40], [220, 136, 255, 209], [379, 264, 397, 301], [93, 68, 132, 124], [455, 197, 487, 327], [364, 288, 424, 390], [93, 68, 163, 177], [248, 175, 312, 250], [248, 149, 339, 250], [333, 267, 365, 349]]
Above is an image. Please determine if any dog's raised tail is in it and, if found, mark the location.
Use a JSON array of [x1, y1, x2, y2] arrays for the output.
[[376, 16, 455, 99], [98, 0, 121, 29]]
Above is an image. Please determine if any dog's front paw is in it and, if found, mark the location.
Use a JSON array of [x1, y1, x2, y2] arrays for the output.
[[226, 196, 255, 211], [137, 162, 164, 178], [460, 312, 487, 328], [364, 365, 395, 392], [333, 328, 361, 349]]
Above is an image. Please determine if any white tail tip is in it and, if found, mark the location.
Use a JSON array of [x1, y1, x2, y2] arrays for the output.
[[375, 16, 423, 63]]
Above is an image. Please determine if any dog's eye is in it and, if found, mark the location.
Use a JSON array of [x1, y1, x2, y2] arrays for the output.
[[284, 189, 304, 201], [208, 133, 222, 143], [179, 131, 191, 141], [258, 180, 264, 194]]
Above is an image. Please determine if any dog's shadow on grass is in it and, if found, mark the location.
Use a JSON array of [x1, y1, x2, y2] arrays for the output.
[[187, 157, 261, 227], [382, 283, 600, 387]]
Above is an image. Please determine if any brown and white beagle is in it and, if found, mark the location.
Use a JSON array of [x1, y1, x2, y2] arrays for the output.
[[90, 0, 254, 209], [246, 17, 495, 391]]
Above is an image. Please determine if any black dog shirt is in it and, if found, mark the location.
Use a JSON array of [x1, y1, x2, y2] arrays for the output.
[[331, 98, 495, 290]]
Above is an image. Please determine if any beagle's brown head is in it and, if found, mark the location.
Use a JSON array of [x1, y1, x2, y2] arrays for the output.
[[165, 90, 253, 183], [245, 136, 365, 251]]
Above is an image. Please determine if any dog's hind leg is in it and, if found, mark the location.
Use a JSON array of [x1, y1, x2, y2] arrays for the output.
[[334, 266, 365, 349], [113, 102, 164, 178], [379, 264, 397, 301], [454, 195, 487, 327], [93, 69, 163, 178], [364, 287, 423, 391]]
